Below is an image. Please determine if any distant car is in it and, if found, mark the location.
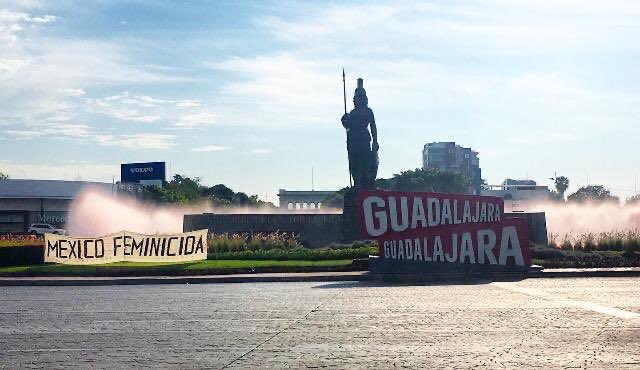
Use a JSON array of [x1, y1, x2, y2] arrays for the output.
[[28, 223, 66, 236]]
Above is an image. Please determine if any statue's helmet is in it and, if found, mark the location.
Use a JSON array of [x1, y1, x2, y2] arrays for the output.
[[353, 78, 368, 107]]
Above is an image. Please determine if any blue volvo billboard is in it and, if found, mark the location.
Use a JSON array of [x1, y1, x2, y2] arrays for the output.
[[121, 162, 166, 184]]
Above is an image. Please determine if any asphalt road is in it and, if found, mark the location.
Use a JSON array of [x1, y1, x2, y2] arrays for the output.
[[1, 278, 639, 369]]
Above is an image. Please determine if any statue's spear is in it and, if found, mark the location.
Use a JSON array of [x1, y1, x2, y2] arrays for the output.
[[343, 68, 347, 115], [343, 68, 353, 187]]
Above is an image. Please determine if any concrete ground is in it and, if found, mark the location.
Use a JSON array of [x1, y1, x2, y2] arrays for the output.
[[1, 278, 639, 369]]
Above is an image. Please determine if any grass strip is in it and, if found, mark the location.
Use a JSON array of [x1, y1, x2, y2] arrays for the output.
[[0, 259, 355, 277]]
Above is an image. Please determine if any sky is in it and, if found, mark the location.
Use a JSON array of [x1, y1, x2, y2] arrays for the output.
[[1, 0, 639, 203]]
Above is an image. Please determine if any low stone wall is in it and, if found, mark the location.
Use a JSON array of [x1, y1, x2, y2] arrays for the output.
[[184, 212, 547, 248], [183, 213, 342, 248], [505, 212, 548, 246]]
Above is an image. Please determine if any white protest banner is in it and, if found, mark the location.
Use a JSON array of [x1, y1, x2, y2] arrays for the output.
[[44, 229, 208, 265]]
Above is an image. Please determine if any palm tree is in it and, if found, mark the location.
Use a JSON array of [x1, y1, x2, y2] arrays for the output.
[[554, 176, 569, 199]]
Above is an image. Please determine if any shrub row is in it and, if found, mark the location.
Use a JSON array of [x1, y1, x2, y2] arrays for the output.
[[536, 252, 640, 269], [207, 246, 376, 261], [0, 246, 44, 266], [548, 230, 640, 252], [208, 232, 301, 253], [531, 244, 640, 268]]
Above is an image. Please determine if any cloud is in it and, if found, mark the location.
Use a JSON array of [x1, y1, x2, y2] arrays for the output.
[[0, 161, 119, 182], [0, 7, 193, 138], [125, 95, 169, 107], [109, 110, 161, 123], [83, 93, 215, 127], [0, 8, 56, 44], [29, 14, 55, 23], [4, 129, 41, 138], [252, 149, 272, 154], [119, 133, 175, 150], [94, 133, 175, 150], [87, 105, 161, 123], [0, 57, 28, 73], [2, 1, 640, 200], [175, 112, 216, 127], [190, 145, 230, 152], [0, 1, 45, 10], [4, 123, 175, 150], [260, 1, 640, 56], [207, 55, 343, 127], [176, 100, 201, 108], [195, 0, 640, 200], [205, 0, 640, 136], [85, 93, 167, 123], [4, 123, 91, 139], [60, 88, 86, 97]]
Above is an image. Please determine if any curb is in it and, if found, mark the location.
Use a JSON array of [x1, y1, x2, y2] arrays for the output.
[[0, 272, 365, 286], [1, 268, 640, 286], [527, 268, 640, 279]]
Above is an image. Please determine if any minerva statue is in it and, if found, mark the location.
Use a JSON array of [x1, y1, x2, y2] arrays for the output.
[[341, 77, 379, 189]]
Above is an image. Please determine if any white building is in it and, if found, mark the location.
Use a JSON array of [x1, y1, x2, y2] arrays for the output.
[[0, 179, 113, 233], [277, 189, 336, 209], [481, 179, 551, 209]]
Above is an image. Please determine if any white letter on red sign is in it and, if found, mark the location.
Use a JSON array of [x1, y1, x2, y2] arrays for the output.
[[477, 229, 497, 265], [499, 226, 524, 266], [363, 196, 387, 237], [411, 197, 427, 229], [459, 232, 475, 264], [427, 198, 440, 227], [389, 196, 409, 232]]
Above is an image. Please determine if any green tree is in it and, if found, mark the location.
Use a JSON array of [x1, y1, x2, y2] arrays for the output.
[[204, 184, 235, 202], [322, 187, 350, 209], [376, 168, 470, 193], [143, 174, 203, 204], [232, 192, 250, 206], [626, 194, 640, 205], [567, 185, 619, 203], [248, 195, 276, 208], [0, 172, 8, 180], [554, 175, 569, 200], [549, 190, 564, 202], [142, 174, 274, 208], [165, 174, 203, 203], [322, 168, 470, 208]]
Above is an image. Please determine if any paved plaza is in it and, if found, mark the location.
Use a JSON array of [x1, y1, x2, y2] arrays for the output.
[[1, 277, 639, 368]]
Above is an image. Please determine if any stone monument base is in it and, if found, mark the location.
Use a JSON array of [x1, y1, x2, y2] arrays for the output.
[[341, 187, 360, 243]]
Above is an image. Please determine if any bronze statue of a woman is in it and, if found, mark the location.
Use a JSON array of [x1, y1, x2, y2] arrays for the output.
[[341, 78, 379, 189]]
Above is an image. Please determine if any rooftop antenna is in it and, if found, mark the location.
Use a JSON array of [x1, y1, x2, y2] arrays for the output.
[[311, 166, 314, 191]]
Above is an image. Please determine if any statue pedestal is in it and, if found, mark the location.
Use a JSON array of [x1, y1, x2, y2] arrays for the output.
[[341, 188, 360, 243]]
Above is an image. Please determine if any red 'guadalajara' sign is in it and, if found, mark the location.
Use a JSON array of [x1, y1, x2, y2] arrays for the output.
[[356, 190, 531, 267]]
